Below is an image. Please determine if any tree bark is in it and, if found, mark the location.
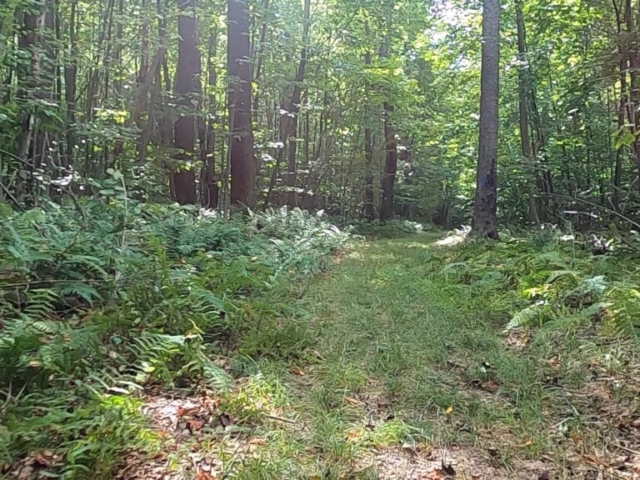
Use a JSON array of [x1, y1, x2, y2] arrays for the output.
[[64, 0, 78, 168], [363, 49, 375, 220], [624, 0, 640, 196], [515, 0, 540, 225], [280, 0, 310, 206], [472, 0, 500, 239], [172, 0, 200, 205], [228, 0, 256, 208], [379, 27, 397, 221]]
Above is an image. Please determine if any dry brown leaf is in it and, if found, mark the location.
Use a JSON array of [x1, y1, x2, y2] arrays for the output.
[[290, 366, 306, 376], [441, 459, 456, 476], [195, 470, 214, 480], [249, 438, 267, 446], [346, 430, 361, 441], [345, 396, 364, 406], [582, 454, 609, 467], [33, 452, 52, 467], [186, 419, 205, 432], [481, 380, 500, 392], [426, 470, 444, 480]]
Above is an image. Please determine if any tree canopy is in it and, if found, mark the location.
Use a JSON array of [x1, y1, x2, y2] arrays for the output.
[[0, 0, 636, 231]]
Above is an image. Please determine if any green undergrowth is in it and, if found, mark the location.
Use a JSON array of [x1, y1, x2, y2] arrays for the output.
[[0, 188, 350, 479], [3, 201, 639, 479], [218, 230, 640, 479]]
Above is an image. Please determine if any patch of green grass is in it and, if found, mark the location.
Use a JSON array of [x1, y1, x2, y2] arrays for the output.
[[223, 232, 640, 477]]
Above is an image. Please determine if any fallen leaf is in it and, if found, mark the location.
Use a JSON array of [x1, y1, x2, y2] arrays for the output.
[[195, 470, 214, 480], [29, 360, 42, 367], [186, 419, 205, 432], [522, 439, 533, 447], [218, 414, 232, 428], [480, 380, 499, 392], [290, 366, 305, 376], [34, 452, 52, 467], [582, 454, 609, 467], [345, 396, 364, 406], [441, 459, 456, 476], [445, 406, 453, 415], [346, 430, 361, 441], [249, 438, 266, 446], [488, 447, 500, 458]]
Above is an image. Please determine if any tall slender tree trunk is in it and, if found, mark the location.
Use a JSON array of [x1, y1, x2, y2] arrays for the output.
[[15, 3, 47, 200], [280, 0, 310, 206], [379, 24, 397, 221], [363, 49, 375, 220], [252, 0, 270, 125], [624, 0, 640, 196], [201, 30, 219, 209], [172, 0, 200, 205], [472, 0, 500, 239], [228, 0, 256, 208], [515, 0, 540, 225], [65, 0, 78, 168]]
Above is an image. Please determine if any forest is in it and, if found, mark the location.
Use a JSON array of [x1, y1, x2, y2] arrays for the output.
[[1, 0, 640, 478]]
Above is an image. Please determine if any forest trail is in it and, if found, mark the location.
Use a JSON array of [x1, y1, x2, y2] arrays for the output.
[[129, 235, 640, 480]]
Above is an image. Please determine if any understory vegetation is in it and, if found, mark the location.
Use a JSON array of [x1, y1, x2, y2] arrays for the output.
[[3, 0, 640, 477], [2, 210, 640, 478], [0, 194, 350, 478]]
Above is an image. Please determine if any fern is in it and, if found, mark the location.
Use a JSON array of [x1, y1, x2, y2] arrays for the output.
[[504, 303, 546, 332], [60, 283, 102, 305]]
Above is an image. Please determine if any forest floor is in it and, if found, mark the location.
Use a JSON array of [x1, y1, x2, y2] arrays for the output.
[[124, 234, 640, 480]]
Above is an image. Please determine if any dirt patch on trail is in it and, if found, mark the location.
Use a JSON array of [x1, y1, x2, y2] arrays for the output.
[[118, 393, 231, 480], [355, 446, 551, 479]]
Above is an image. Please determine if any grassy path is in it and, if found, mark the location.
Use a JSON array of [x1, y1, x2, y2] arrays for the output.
[[274, 235, 551, 478], [134, 235, 640, 479]]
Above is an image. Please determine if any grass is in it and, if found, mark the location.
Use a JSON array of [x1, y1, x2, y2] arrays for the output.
[[213, 233, 640, 479]]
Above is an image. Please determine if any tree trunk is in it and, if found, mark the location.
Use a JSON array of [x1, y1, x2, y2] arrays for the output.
[[228, 0, 256, 208], [280, 0, 310, 207], [472, 0, 500, 239], [65, 0, 78, 168], [624, 0, 640, 196], [172, 0, 200, 205], [201, 30, 219, 209], [379, 27, 397, 221], [515, 0, 540, 225], [15, 3, 47, 200], [362, 48, 375, 220], [252, 0, 270, 125]]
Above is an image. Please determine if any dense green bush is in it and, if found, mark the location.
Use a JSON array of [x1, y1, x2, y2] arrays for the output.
[[429, 229, 640, 334]]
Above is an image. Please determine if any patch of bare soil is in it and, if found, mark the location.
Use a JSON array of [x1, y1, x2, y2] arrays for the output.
[[355, 446, 550, 480], [118, 393, 228, 480], [548, 355, 640, 480], [502, 328, 532, 351]]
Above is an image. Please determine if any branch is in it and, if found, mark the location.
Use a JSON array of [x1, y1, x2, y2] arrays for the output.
[[542, 192, 640, 231]]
